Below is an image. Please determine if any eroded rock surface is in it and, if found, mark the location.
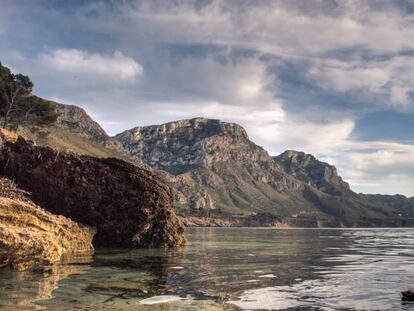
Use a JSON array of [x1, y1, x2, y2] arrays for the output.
[[0, 134, 185, 247], [0, 178, 94, 271]]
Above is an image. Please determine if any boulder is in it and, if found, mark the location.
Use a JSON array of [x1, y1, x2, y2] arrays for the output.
[[0, 132, 185, 247], [0, 178, 94, 271], [402, 289, 414, 302]]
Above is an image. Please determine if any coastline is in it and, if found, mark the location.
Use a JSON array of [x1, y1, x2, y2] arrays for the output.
[[179, 215, 414, 229]]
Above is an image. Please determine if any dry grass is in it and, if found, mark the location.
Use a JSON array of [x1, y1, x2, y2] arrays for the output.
[[0, 128, 18, 143], [0, 177, 31, 202]]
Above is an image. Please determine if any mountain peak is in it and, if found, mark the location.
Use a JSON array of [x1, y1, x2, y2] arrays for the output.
[[274, 150, 350, 196], [55, 103, 109, 143], [124, 117, 250, 142], [278, 150, 317, 162], [115, 118, 252, 174]]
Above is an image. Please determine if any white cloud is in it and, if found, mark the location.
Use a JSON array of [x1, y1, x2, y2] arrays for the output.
[[331, 141, 414, 196], [307, 56, 414, 107], [40, 49, 143, 80], [101, 1, 414, 56]]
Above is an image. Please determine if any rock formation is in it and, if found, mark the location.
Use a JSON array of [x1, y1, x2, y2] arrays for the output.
[[116, 118, 305, 215], [0, 132, 185, 247], [274, 150, 351, 196], [55, 103, 124, 151], [0, 177, 94, 271]]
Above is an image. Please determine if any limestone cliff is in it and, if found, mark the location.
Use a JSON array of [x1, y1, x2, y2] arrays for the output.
[[116, 118, 306, 215], [274, 150, 351, 196]]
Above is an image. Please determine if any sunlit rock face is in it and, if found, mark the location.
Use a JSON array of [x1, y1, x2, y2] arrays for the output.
[[0, 178, 94, 271], [274, 150, 351, 196], [116, 118, 307, 214], [117, 118, 257, 173], [0, 133, 185, 248]]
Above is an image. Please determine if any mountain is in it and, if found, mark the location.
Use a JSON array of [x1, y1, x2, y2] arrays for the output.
[[17, 103, 147, 166], [274, 150, 351, 196], [54, 103, 122, 150], [116, 118, 405, 226], [275, 150, 414, 220], [116, 118, 306, 215], [360, 193, 414, 217]]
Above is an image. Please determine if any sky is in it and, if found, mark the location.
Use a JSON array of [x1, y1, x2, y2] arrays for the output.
[[1, 0, 414, 196]]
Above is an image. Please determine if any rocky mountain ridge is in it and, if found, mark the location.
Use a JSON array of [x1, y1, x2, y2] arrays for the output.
[[116, 117, 410, 226], [274, 150, 351, 196], [116, 118, 307, 214]]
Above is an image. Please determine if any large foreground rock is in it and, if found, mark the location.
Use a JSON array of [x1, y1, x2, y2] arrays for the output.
[[0, 132, 185, 247], [0, 178, 94, 271]]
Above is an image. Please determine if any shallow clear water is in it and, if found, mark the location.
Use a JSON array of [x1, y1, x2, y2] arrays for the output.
[[1, 228, 414, 310]]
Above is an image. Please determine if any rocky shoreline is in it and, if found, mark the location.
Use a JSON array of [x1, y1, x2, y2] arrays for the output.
[[0, 177, 95, 271], [179, 215, 414, 228], [179, 215, 278, 227], [0, 129, 185, 271]]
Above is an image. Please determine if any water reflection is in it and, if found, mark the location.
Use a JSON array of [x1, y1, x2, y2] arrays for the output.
[[1, 228, 414, 310], [0, 254, 93, 310], [228, 229, 414, 310]]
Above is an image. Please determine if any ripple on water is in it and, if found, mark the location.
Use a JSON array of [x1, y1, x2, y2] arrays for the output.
[[139, 295, 184, 305], [2, 228, 414, 310]]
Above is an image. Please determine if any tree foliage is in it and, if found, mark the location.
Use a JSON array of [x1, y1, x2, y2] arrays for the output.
[[0, 61, 57, 129]]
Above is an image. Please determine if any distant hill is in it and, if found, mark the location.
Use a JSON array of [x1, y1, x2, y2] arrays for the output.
[[360, 193, 414, 217], [17, 103, 147, 166]]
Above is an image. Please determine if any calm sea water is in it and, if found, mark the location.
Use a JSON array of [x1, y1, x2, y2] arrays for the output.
[[1, 228, 414, 310]]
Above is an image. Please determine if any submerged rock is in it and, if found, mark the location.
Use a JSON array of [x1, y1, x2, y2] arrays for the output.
[[139, 295, 184, 305], [0, 178, 94, 271], [402, 289, 414, 302], [0, 132, 185, 247]]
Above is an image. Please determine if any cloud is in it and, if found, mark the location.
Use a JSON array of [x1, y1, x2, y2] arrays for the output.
[[330, 141, 414, 196], [39, 49, 143, 81], [307, 56, 414, 108], [98, 0, 414, 57]]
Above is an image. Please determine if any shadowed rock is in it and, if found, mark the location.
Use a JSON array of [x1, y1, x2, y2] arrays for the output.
[[0, 131, 185, 248], [402, 289, 414, 302]]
